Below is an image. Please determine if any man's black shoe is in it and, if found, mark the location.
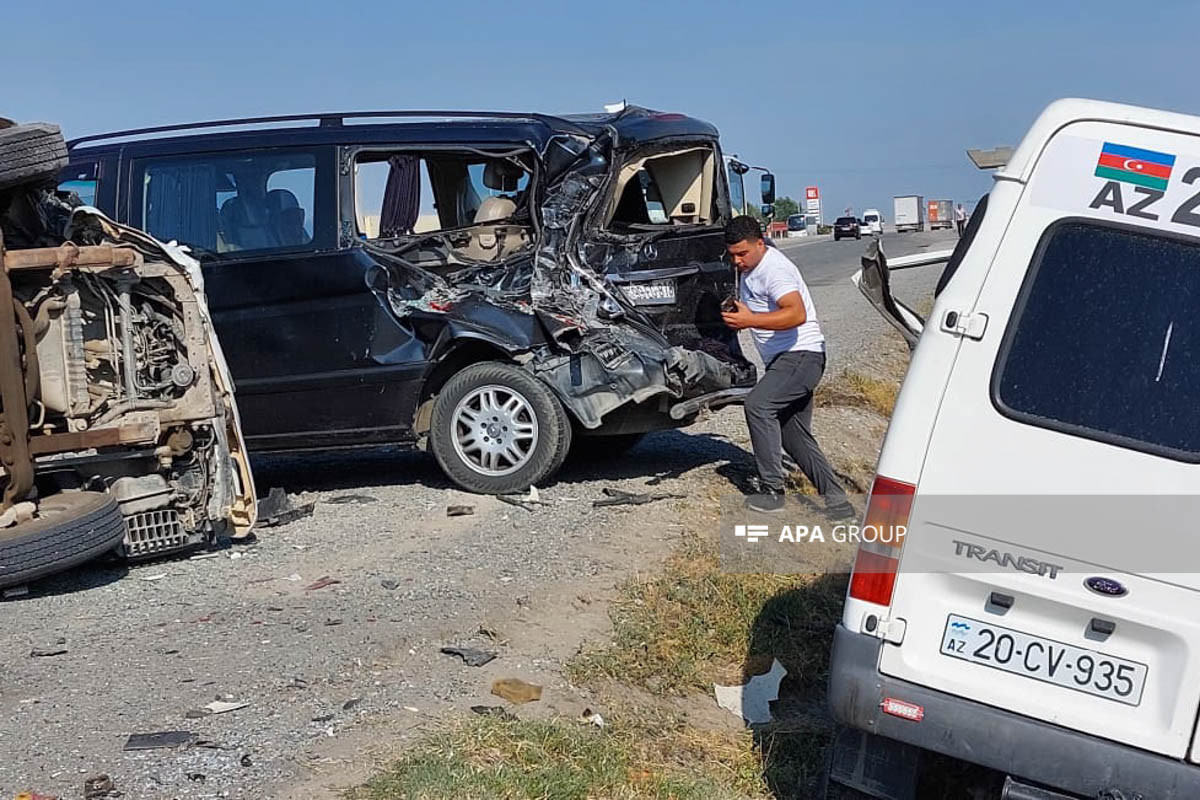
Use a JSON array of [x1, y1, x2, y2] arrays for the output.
[[825, 500, 857, 521], [745, 487, 786, 513]]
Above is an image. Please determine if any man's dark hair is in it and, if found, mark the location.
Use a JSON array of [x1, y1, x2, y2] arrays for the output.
[[724, 215, 763, 245]]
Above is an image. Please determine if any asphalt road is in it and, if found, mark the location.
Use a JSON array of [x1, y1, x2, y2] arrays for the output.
[[775, 227, 961, 287]]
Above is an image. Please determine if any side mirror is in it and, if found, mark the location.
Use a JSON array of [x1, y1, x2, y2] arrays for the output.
[[760, 173, 776, 205]]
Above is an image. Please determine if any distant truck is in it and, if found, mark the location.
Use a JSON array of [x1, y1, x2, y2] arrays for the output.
[[927, 199, 954, 230], [893, 195, 925, 232]]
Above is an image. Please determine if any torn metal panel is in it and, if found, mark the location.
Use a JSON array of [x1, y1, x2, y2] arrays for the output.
[[360, 122, 754, 434]]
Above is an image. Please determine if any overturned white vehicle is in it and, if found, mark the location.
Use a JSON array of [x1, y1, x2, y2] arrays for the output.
[[0, 120, 255, 589]]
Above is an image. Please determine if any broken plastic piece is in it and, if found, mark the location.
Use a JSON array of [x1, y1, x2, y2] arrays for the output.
[[202, 699, 248, 714], [713, 658, 787, 724], [440, 646, 497, 667], [256, 487, 315, 527], [123, 730, 198, 751], [446, 504, 475, 517], [592, 487, 685, 507], [491, 677, 543, 704]]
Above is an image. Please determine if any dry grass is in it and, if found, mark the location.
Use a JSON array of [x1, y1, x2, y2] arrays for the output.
[[815, 370, 900, 418]]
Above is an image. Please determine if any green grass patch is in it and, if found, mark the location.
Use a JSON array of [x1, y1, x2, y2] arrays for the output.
[[348, 712, 769, 800]]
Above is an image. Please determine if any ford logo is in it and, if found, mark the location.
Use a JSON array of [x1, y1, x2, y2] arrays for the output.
[[1084, 576, 1128, 597]]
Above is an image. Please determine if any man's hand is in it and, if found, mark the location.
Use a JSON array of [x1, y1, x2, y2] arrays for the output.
[[721, 300, 756, 330]]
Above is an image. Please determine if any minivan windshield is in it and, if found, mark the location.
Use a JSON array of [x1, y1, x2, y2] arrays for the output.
[[864, 214, 878, 223], [995, 220, 1200, 461]]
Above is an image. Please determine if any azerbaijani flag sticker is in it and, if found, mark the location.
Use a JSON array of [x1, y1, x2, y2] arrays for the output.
[[1095, 142, 1176, 190]]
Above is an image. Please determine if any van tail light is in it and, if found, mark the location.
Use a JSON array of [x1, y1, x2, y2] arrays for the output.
[[848, 476, 916, 607]]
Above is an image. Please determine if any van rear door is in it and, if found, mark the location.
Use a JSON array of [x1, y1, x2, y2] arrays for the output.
[[880, 119, 1200, 758]]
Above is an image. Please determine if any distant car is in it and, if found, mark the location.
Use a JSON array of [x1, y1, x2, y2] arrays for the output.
[[862, 208, 883, 234], [833, 216, 861, 241], [858, 218, 872, 236]]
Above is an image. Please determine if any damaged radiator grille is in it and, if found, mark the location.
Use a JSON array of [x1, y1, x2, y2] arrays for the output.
[[122, 508, 187, 557]]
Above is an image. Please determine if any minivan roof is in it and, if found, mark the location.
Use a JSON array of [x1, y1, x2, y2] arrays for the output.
[[67, 105, 720, 157], [997, 98, 1200, 184]]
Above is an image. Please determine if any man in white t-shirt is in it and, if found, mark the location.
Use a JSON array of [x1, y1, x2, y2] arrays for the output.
[[721, 216, 850, 515]]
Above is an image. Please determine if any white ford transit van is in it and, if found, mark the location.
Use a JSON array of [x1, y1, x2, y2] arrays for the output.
[[827, 98, 1200, 799]]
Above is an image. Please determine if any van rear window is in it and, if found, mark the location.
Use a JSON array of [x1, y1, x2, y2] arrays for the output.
[[995, 220, 1200, 461]]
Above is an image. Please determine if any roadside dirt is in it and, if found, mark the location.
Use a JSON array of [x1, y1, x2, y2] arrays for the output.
[[0, 253, 941, 799]]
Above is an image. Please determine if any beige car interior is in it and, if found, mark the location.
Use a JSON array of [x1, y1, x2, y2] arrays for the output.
[[607, 146, 716, 227], [459, 159, 530, 262]]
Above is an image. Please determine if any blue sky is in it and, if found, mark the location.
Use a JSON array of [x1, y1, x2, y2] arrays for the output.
[[4, 0, 1199, 221]]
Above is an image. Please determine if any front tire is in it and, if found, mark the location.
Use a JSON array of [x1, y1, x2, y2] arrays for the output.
[[430, 362, 569, 494]]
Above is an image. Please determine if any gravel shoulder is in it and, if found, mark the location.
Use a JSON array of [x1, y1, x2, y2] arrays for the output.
[[0, 235, 946, 799]]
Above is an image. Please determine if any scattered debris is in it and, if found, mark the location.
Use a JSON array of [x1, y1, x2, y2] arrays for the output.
[[240, 753, 253, 768], [202, 699, 249, 715], [184, 709, 209, 720], [324, 494, 377, 505], [324, 618, 343, 627], [13, 792, 58, 800], [139, 573, 169, 582], [490, 677, 542, 704], [311, 713, 335, 723], [288, 677, 309, 690], [440, 646, 497, 667], [713, 658, 788, 725], [470, 705, 518, 721], [581, 708, 606, 728], [186, 772, 206, 783], [285, 573, 303, 582], [123, 731, 198, 751], [83, 774, 114, 799], [403, 706, 420, 713], [446, 504, 475, 517], [497, 485, 549, 512], [304, 576, 340, 592], [342, 698, 362, 711], [30, 639, 67, 658], [256, 487, 315, 528], [380, 578, 400, 590], [592, 486, 686, 508], [189, 552, 221, 561]]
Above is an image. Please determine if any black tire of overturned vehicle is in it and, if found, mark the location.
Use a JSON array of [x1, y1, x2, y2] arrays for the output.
[[430, 361, 570, 494], [0, 121, 69, 191], [0, 492, 126, 590]]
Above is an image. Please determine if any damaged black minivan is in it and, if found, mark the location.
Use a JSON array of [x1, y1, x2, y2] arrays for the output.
[[62, 107, 757, 492]]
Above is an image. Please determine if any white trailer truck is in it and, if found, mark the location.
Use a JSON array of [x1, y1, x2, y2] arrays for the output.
[[893, 195, 924, 232]]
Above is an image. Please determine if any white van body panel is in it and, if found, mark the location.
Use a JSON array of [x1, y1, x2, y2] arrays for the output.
[[862, 104, 1200, 760]]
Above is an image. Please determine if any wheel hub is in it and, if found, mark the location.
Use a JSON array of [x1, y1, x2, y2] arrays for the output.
[[451, 385, 539, 477]]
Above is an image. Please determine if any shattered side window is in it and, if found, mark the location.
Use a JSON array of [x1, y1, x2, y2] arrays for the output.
[[354, 152, 532, 239], [608, 146, 717, 230], [134, 151, 317, 257]]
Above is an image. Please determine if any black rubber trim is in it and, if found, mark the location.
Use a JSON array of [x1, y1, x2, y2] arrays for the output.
[[828, 624, 1200, 799]]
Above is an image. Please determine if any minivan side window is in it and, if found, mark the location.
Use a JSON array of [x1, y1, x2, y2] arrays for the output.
[[994, 220, 1200, 461], [133, 152, 317, 257], [58, 162, 99, 207]]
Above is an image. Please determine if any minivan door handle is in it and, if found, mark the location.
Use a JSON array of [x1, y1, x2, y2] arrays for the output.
[[941, 310, 989, 341]]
